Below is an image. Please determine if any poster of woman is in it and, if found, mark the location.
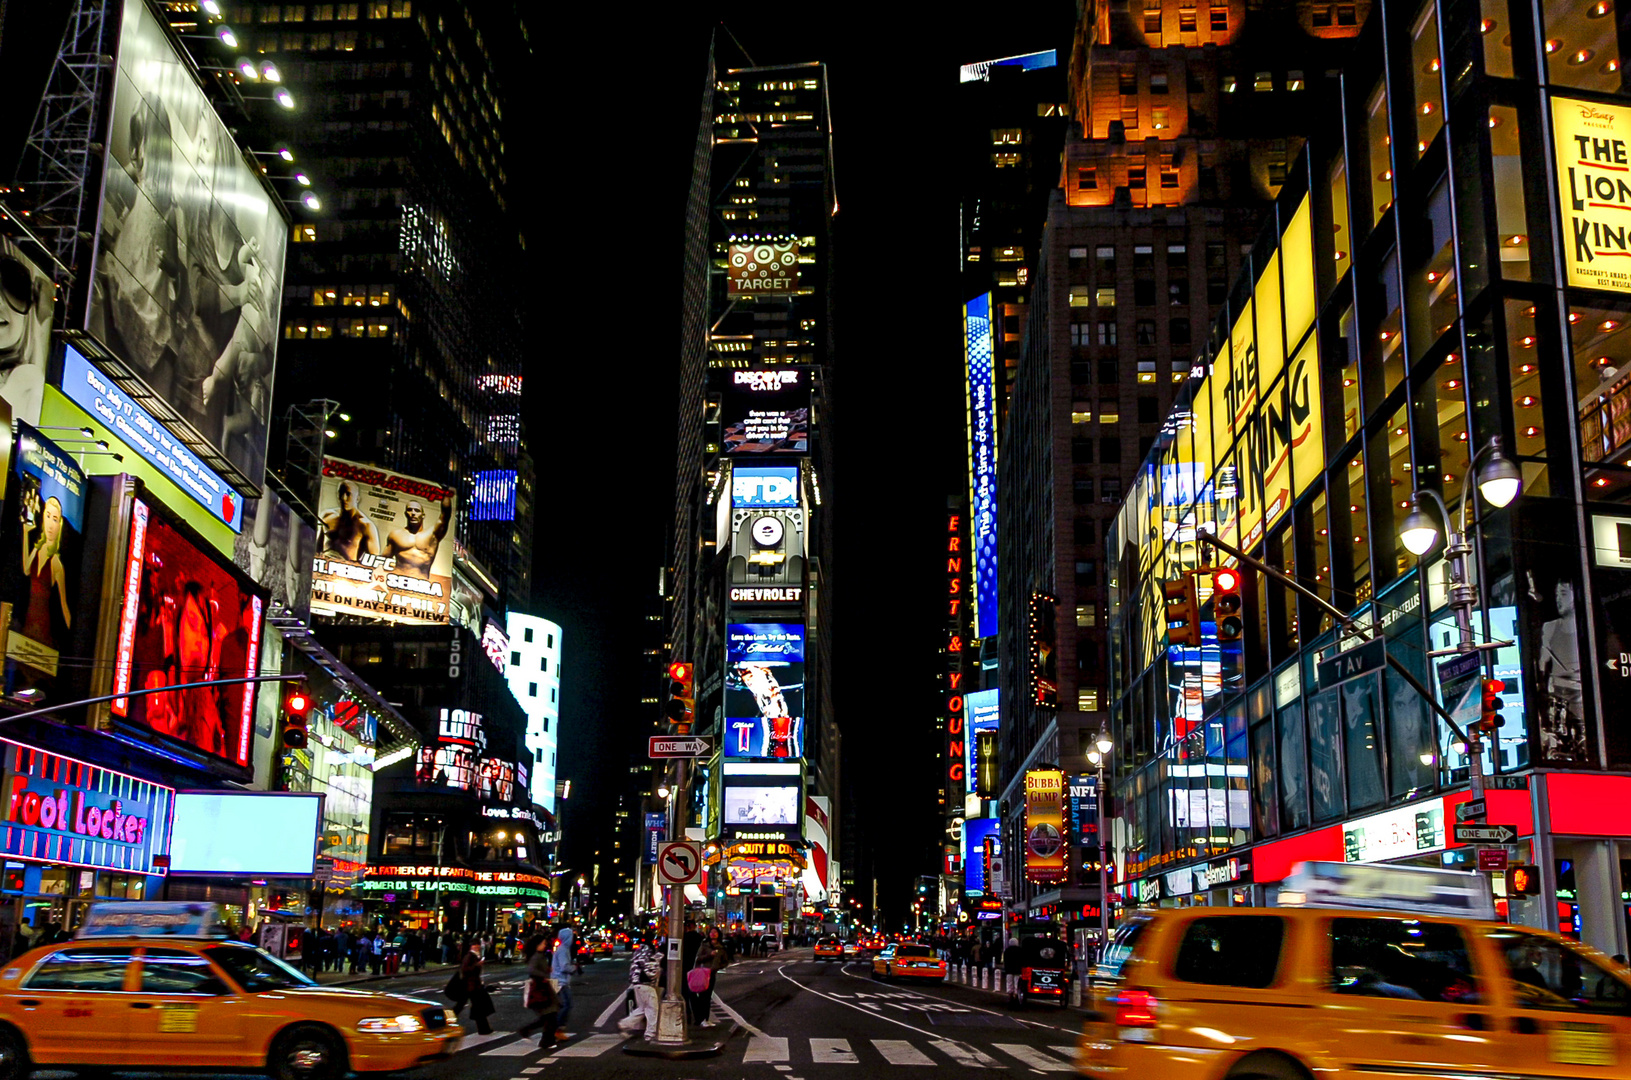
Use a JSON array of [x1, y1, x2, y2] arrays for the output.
[[4, 424, 86, 691]]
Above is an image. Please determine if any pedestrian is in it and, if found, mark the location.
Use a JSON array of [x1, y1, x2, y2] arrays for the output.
[[551, 925, 577, 1039], [619, 936, 660, 1039], [1003, 937, 1024, 1006], [515, 934, 560, 1044], [461, 939, 496, 1034], [370, 931, 385, 976], [687, 927, 725, 1026]]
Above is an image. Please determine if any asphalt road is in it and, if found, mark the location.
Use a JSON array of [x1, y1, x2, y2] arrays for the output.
[[367, 948, 1088, 1079]]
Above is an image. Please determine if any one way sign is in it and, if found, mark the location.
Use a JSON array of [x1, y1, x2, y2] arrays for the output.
[[656, 841, 704, 886]]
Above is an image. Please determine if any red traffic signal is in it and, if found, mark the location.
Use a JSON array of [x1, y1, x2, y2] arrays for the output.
[[1213, 566, 1244, 643], [1479, 678, 1505, 733], [666, 661, 695, 734], [282, 687, 310, 749], [1164, 574, 1201, 647]]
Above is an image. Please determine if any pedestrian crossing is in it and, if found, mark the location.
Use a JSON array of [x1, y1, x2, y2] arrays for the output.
[[472, 1031, 1079, 1070]]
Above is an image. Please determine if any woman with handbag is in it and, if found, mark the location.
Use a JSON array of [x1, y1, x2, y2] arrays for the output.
[[515, 934, 560, 1044], [461, 940, 495, 1034], [687, 927, 727, 1026]]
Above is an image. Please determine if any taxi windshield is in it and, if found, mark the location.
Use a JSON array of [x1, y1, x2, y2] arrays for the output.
[[205, 945, 316, 992]]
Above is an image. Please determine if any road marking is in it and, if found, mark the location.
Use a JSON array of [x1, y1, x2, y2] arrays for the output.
[[457, 1032, 513, 1052], [520, 1068, 544, 1075], [710, 987, 766, 1037], [837, 963, 1079, 1035], [808, 1038, 858, 1064], [994, 1044, 1074, 1071], [549, 1033, 626, 1058], [928, 1039, 999, 1068], [775, 965, 940, 1039], [744, 1036, 790, 1063], [872, 1039, 934, 1065], [1048, 1046, 1080, 1064], [592, 993, 627, 1029], [482, 1038, 539, 1056]]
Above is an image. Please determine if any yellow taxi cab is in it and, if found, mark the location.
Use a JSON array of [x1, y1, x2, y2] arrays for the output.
[[1079, 861, 1631, 1080], [0, 903, 461, 1080], [872, 944, 947, 982], [814, 937, 844, 960]]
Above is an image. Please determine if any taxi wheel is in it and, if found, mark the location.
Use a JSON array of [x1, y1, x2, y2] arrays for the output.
[[1226, 1051, 1314, 1080], [268, 1024, 346, 1080], [0, 1027, 28, 1080]]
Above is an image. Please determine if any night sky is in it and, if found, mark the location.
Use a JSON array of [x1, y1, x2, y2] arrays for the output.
[[528, 4, 1073, 921]]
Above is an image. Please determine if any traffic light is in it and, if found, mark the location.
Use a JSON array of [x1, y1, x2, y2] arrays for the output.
[[282, 687, 311, 749], [665, 661, 694, 735], [1479, 678, 1505, 734], [1213, 566, 1244, 643], [1507, 864, 1540, 896], [1164, 573, 1201, 647]]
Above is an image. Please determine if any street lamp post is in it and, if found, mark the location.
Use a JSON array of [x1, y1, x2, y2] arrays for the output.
[[1398, 435, 1523, 801], [1086, 730, 1113, 949]]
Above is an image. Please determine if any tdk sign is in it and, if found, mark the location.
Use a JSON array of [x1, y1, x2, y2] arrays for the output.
[[732, 466, 800, 508]]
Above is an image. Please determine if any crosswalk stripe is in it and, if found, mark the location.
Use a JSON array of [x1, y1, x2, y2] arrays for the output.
[[872, 1039, 934, 1065], [456, 1032, 512, 1052], [1047, 1045, 1080, 1064], [994, 1044, 1074, 1071], [481, 1037, 539, 1056], [550, 1034, 626, 1058], [744, 1036, 791, 1063], [929, 1039, 998, 1068], [808, 1038, 859, 1064]]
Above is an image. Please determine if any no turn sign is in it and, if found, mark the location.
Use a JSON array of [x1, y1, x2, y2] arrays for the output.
[[656, 840, 704, 886]]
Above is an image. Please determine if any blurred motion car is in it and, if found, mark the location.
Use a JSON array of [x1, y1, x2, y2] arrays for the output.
[[872, 944, 947, 981], [1079, 862, 1631, 1079], [0, 903, 461, 1080]]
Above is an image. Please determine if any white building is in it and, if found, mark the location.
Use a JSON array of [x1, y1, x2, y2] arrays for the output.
[[505, 613, 562, 811]]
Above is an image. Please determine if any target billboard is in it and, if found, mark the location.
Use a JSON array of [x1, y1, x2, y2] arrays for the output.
[[727, 239, 801, 297]]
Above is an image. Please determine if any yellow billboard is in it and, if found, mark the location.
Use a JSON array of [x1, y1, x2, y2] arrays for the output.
[[1553, 95, 1631, 293], [1024, 768, 1066, 884]]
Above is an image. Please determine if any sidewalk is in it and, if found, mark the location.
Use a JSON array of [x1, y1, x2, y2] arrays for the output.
[[309, 962, 459, 987]]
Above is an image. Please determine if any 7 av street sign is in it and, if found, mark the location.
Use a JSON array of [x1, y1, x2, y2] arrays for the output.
[[1452, 823, 1517, 845], [1317, 638, 1386, 689], [650, 737, 712, 758]]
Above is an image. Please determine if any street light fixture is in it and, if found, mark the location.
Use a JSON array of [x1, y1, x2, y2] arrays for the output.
[[1397, 435, 1522, 801]]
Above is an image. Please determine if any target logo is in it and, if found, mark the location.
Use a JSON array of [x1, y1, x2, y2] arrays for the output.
[[727, 240, 801, 295]]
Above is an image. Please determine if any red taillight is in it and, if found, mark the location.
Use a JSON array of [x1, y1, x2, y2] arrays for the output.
[[1113, 988, 1158, 1028]]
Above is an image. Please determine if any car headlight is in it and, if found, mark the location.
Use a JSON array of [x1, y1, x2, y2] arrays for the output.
[[357, 1015, 426, 1033], [442, 1009, 458, 1025]]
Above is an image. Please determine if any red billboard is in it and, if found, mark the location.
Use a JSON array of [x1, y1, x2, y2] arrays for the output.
[[111, 496, 266, 767]]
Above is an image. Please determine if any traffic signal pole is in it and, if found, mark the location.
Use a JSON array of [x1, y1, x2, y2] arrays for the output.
[[655, 757, 689, 1044]]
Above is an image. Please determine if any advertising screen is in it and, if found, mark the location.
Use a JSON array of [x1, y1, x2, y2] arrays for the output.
[[964, 293, 998, 640], [311, 457, 456, 624], [727, 507, 804, 602], [1024, 768, 1066, 884], [469, 469, 517, 522], [1068, 774, 1099, 842], [0, 236, 53, 426], [169, 792, 320, 875], [478, 758, 516, 803], [416, 707, 484, 790], [723, 782, 801, 827], [964, 689, 1000, 797], [725, 623, 804, 759], [4, 424, 84, 689], [111, 496, 266, 768], [233, 482, 313, 618], [964, 817, 999, 895], [61, 345, 244, 531], [88, 0, 287, 487], [726, 240, 801, 297], [722, 369, 810, 455], [731, 466, 800, 509]]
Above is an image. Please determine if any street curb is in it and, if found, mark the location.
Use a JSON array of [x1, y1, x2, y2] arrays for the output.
[[321, 963, 460, 987]]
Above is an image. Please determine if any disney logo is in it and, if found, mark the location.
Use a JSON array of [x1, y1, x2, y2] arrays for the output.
[[1578, 105, 1617, 125]]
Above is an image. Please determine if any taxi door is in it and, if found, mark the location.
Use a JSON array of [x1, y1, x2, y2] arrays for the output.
[[1483, 927, 1631, 1077], [10, 945, 135, 1064], [1317, 915, 1507, 1077], [123, 947, 247, 1068]]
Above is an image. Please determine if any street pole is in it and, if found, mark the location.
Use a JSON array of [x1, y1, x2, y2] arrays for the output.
[[1096, 758, 1108, 942], [655, 760, 688, 1044]]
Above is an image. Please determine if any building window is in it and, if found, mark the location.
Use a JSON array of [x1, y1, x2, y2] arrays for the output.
[[524, 628, 534, 642], [1150, 72, 1169, 94], [1075, 560, 1097, 584], [1222, 74, 1237, 92], [1072, 359, 1094, 384], [1100, 477, 1122, 503], [1068, 246, 1089, 263], [510, 651, 521, 665], [1074, 480, 1094, 505], [1098, 359, 1119, 384], [1144, 9, 1162, 33], [1136, 319, 1157, 345], [993, 152, 1021, 167], [1134, 279, 1156, 305], [1077, 165, 1098, 190], [1071, 401, 1093, 424], [1138, 360, 1157, 383], [1071, 322, 1090, 346], [1138, 396, 1159, 423], [528, 683, 537, 697], [540, 656, 549, 671], [1254, 71, 1274, 91], [1072, 438, 1095, 464], [1169, 279, 1189, 304], [1078, 688, 1102, 711], [1096, 286, 1117, 309], [1287, 69, 1305, 91], [1120, 70, 1137, 95], [1100, 399, 1121, 423], [1153, 107, 1170, 130], [991, 127, 1023, 144], [1171, 317, 1192, 343], [1312, 5, 1332, 24], [1074, 519, 1097, 545], [1098, 321, 1118, 346], [1122, 106, 1141, 132], [1337, 3, 1356, 23], [1069, 287, 1092, 308], [1097, 246, 1116, 273], [1180, 10, 1197, 29], [1211, 8, 1228, 29]]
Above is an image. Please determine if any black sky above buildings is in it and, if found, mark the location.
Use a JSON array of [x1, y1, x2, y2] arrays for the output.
[[528, 4, 1074, 918]]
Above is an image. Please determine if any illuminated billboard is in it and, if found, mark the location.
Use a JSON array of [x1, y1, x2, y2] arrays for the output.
[[233, 482, 314, 619], [958, 49, 1058, 83], [61, 345, 244, 531], [311, 457, 456, 624], [722, 767, 803, 840], [964, 293, 998, 640], [4, 424, 81, 690], [722, 369, 810, 454], [731, 466, 800, 509], [1024, 768, 1066, 884], [727, 506, 804, 603], [88, 0, 287, 487], [1553, 96, 1631, 293], [726, 239, 801, 297], [964, 689, 1000, 797], [111, 494, 266, 768], [0, 236, 54, 426], [725, 623, 804, 760], [469, 469, 517, 522], [963, 817, 999, 895]]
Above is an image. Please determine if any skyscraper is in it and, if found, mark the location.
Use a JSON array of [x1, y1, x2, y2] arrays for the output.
[[669, 47, 842, 924]]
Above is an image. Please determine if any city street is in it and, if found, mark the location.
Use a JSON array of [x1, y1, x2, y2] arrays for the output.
[[344, 949, 1085, 1079]]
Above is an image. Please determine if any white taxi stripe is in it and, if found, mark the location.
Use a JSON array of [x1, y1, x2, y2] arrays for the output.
[[994, 1044, 1074, 1071]]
